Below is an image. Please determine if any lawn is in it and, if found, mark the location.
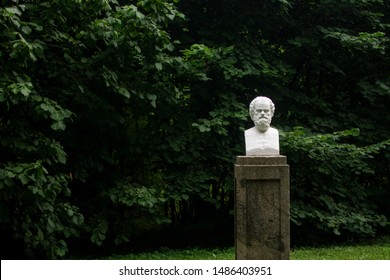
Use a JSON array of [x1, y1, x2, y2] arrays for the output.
[[105, 236, 390, 260]]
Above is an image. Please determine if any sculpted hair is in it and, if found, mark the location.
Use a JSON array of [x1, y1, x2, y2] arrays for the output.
[[249, 96, 275, 119]]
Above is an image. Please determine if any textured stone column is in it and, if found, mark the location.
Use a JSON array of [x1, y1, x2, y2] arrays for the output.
[[235, 156, 290, 260]]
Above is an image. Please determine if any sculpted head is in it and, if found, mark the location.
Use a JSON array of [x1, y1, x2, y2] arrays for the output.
[[249, 96, 275, 133]]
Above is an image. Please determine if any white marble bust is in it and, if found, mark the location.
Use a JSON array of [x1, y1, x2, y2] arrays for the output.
[[245, 96, 279, 155]]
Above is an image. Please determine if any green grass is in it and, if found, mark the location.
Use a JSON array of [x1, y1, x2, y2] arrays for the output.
[[291, 245, 389, 260], [104, 236, 390, 260], [106, 247, 235, 260]]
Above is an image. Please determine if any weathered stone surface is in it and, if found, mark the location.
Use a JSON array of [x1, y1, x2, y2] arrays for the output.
[[236, 155, 287, 165], [235, 156, 290, 260]]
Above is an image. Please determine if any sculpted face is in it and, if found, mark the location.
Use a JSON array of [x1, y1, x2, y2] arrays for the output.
[[249, 97, 274, 133], [253, 102, 272, 132]]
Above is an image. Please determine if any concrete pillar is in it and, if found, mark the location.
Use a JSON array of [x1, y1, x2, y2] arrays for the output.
[[235, 156, 290, 260]]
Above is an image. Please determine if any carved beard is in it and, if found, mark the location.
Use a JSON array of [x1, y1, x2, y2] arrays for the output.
[[255, 117, 271, 132]]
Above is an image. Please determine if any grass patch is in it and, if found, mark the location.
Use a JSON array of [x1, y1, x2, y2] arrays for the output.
[[106, 247, 234, 260], [292, 236, 390, 260], [291, 245, 389, 260], [104, 236, 390, 260]]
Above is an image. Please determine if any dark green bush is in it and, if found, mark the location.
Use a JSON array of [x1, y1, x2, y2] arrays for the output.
[[281, 127, 389, 237]]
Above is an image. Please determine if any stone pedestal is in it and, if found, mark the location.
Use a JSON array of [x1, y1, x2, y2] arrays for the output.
[[235, 156, 290, 260]]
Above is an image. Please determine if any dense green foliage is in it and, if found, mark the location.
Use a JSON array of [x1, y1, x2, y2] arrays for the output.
[[177, 0, 390, 241], [1, 0, 389, 258], [0, 0, 191, 258]]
